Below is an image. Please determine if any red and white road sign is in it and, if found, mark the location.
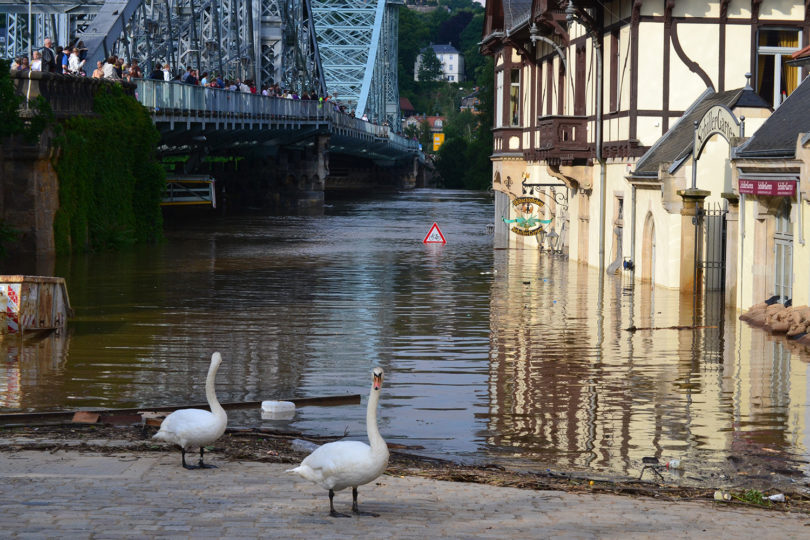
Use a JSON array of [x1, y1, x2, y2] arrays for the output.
[[423, 222, 446, 244]]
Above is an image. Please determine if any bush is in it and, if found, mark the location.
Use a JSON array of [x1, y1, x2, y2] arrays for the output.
[[53, 85, 165, 254]]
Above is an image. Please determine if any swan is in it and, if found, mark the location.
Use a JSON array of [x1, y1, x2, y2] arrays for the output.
[[288, 367, 389, 517], [153, 352, 227, 470]]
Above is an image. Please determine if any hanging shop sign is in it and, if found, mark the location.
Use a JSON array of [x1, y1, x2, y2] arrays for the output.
[[503, 196, 552, 236], [738, 178, 796, 196]]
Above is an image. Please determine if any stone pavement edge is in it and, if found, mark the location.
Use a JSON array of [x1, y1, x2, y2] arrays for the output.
[[0, 450, 809, 539]]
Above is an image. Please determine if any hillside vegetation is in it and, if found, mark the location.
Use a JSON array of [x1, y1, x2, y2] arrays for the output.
[[399, 1, 493, 190]]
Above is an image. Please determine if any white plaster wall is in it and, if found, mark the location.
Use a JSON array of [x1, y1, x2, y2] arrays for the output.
[[724, 26, 752, 88], [727, 0, 753, 18], [633, 188, 684, 288], [636, 116, 663, 147], [673, 0, 721, 18], [619, 26, 632, 112], [638, 23, 665, 111], [672, 24, 720, 108], [759, 0, 804, 19]]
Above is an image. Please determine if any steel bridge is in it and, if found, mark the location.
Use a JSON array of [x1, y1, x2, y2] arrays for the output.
[[0, 0, 402, 126]]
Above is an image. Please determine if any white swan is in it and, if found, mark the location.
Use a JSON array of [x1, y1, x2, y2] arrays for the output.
[[153, 352, 227, 469], [288, 367, 389, 517]]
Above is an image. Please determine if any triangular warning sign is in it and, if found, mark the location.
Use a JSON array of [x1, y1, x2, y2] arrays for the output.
[[423, 222, 446, 244]]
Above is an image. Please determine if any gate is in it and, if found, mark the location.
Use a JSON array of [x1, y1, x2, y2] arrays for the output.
[[693, 201, 728, 365], [694, 202, 728, 293]]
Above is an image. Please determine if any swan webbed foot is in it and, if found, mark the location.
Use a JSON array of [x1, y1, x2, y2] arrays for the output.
[[351, 487, 379, 516], [181, 448, 199, 469], [198, 462, 217, 469], [327, 489, 350, 518]]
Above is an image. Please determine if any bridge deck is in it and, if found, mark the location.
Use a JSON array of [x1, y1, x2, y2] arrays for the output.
[[134, 79, 418, 160]]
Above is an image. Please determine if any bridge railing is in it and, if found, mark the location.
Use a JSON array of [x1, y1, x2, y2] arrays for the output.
[[134, 79, 328, 122], [133, 79, 419, 154]]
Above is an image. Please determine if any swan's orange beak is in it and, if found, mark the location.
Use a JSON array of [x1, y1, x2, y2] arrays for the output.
[[373, 373, 382, 391]]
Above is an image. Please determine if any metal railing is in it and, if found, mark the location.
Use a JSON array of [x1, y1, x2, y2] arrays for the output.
[[133, 79, 418, 154]]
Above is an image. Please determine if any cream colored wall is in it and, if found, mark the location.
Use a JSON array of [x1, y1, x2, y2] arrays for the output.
[[637, 190, 684, 288], [636, 117, 663, 147], [793, 138, 810, 308], [637, 23, 665, 112], [725, 26, 752, 87], [671, 24, 720, 109], [727, 0, 753, 18], [759, 0, 804, 19], [738, 196, 759, 309]]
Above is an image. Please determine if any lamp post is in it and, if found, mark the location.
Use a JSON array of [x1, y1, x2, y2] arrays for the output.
[[28, 0, 32, 61]]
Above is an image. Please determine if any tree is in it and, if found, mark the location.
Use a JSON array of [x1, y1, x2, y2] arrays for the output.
[[417, 48, 444, 82]]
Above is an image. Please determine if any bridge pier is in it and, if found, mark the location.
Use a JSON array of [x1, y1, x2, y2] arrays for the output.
[[0, 131, 59, 274]]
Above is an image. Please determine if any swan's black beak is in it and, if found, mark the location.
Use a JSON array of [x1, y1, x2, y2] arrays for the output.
[[373, 373, 382, 391]]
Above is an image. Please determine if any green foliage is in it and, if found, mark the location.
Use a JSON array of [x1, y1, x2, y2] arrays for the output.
[[417, 48, 444, 83], [398, 3, 492, 191], [434, 57, 494, 190], [736, 490, 767, 506], [0, 60, 24, 138], [53, 85, 165, 254], [0, 60, 54, 143]]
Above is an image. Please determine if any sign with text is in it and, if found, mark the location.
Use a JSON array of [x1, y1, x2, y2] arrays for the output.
[[738, 179, 796, 197], [694, 105, 740, 160]]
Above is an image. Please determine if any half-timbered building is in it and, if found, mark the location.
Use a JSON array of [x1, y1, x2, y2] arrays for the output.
[[482, 0, 808, 306]]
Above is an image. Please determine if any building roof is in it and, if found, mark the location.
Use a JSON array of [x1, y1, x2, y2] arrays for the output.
[[735, 75, 810, 159], [400, 97, 415, 113], [430, 44, 460, 55], [632, 86, 769, 177], [503, 0, 532, 31]]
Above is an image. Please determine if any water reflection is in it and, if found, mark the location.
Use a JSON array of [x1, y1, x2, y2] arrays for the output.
[[1, 189, 808, 487], [0, 332, 70, 408], [488, 249, 810, 484]]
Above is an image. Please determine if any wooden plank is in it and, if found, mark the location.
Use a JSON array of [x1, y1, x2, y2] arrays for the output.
[[0, 394, 362, 426]]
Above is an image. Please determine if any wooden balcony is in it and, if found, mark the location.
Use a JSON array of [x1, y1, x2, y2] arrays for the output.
[[523, 115, 591, 165]]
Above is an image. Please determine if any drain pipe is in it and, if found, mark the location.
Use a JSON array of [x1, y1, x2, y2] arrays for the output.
[[630, 184, 636, 273]]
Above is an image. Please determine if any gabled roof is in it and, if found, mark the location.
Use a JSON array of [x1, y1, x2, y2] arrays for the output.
[[631, 86, 769, 177], [735, 75, 810, 159], [503, 0, 532, 31], [430, 44, 460, 55], [400, 97, 415, 113]]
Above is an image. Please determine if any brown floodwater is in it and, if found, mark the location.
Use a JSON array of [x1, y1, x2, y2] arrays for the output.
[[1, 189, 809, 488]]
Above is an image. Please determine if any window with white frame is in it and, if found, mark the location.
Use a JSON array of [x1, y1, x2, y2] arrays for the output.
[[757, 28, 802, 108]]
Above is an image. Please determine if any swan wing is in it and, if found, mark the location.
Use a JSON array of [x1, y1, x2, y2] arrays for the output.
[[153, 408, 226, 448], [290, 440, 386, 491]]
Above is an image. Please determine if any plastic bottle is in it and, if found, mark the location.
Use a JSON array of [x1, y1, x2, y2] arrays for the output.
[[767, 493, 785, 502], [666, 459, 681, 469]]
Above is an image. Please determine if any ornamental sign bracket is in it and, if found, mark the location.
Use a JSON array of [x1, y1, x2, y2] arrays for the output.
[[691, 105, 744, 189]]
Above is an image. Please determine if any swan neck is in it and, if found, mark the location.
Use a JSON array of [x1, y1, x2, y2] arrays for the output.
[[366, 386, 385, 452], [205, 361, 225, 417]]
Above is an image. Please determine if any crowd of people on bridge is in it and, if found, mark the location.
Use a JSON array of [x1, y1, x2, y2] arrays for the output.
[[8, 37, 380, 123]]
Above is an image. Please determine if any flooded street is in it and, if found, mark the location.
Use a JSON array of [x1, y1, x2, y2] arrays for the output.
[[2, 189, 809, 488]]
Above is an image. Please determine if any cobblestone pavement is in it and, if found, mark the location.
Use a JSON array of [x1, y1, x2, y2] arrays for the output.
[[1, 449, 809, 539]]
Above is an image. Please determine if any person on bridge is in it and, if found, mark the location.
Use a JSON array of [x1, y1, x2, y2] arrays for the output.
[[163, 63, 172, 81], [40, 38, 57, 73], [92, 61, 104, 79], [149, 63, 163, 80]]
